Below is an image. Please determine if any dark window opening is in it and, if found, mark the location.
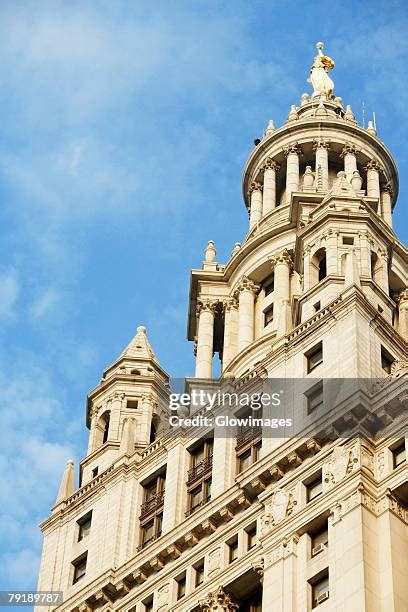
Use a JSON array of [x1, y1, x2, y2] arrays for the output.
[[305, 341, 323, 373]]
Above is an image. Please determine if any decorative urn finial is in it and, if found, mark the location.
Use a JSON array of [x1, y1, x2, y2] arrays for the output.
[[204, 240, 216, 263]]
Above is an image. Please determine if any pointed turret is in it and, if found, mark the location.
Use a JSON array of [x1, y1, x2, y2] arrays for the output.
[[55, 459, 75, 505], [120, 325, 157, 360]]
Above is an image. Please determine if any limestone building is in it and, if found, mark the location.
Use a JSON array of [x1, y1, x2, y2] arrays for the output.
[[37, 43, 408, 612]]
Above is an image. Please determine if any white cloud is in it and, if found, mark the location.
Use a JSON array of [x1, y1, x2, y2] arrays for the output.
[[29, 287, 60, 320]]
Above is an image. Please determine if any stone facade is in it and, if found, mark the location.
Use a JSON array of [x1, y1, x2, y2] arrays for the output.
[[37, 45, 407, 612]]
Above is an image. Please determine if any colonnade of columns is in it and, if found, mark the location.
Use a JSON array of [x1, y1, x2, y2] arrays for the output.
[[194, 279, 261, 378], [248, 142, 394, 230], [194, 252, 295, 377]]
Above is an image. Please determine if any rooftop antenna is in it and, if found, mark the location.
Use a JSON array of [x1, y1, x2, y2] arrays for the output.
[[373, 111, 377, 131], [362, 101, 365, 128]]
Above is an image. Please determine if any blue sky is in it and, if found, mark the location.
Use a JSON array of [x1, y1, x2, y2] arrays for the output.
[[0, 0, 407, 591]]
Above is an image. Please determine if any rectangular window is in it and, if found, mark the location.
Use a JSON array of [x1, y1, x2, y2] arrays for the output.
[[143, 597, 153, 612], [91, 467, 99, 478], [263, 304, 274, 327], [195, 560, 205, 587], [236, 408, 262, 474], [306, 472, 323, 503], [381, 346, 395, 374], [187, 439, 213, 515], [342, 236, 354, 245], [311, 571, 329, 608], [306, 381, 324, 414], [263, 274, 275, 296], [72, 553, 87, 584], [176, 574, 186, 600], [127, 399, 139, 409], [392, 442, 406, 468], [306, 341, 323, 373], [311, 524, 328, 557], [140, 472, 166, 548], [228, 537, 239, 563], [77, 511, 92, 542], [246, 524, 257, 550], [313, 301, 321, 313]]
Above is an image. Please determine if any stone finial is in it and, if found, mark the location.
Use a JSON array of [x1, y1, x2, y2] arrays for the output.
[[231, 242, 241, 257], [303, 166, 315, 190], [55, 459, 75, 504], [351, 170, 363, 191], [287, 105, 299, 122], [315, 99, 328, 117], [344, 105, 356, 123], [367, 120, 377, 135], [334, 96, 343, 107], [264, 119, 275, 136], [121, 325, 156, 360], [204, 240, 217, 263], [300, 93, 310, 106]]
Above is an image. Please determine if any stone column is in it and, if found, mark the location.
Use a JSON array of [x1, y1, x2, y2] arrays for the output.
[[199, 587, 238, 611], [341, 142, 358, 182], [162, 443, 188, 534], [270, 249, 293, 337], [303, 246, 311, 292], [358, 231, 371, 277], [236, 277, 260, 352], [397, 290, 408, 340], [380, 183, 393, 227], [248, 181, 263, 229], [261, 157, 279, 215], [313, 140, 330, 191], [325, 229, 338, 275], [222, 298, 238, 370], [365, 159, 381, 199], [379, 248, 389, 294], [108, 393, 123, 441], [284, 144, 301, 204], [87, 408, 98, 454], [139, 393, 154, 445], [195, 299, 216, 378]]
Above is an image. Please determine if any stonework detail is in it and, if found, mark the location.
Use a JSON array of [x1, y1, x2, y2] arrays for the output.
[[199, 587, 239, 611], [282, 142, 302, 157], [207, 548, 221, 576], [260, 156, 280, 173], [261, 488, 296, 535], [234, 275, 260, 296]]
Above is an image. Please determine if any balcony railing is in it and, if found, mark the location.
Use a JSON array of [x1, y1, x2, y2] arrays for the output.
[[236, 427, 262, 451], [140, 490, 165, 518], [187, 455, 213, 484]]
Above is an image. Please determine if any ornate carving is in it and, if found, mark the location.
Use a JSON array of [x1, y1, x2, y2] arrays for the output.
[[207, 548, 221, 576], [156, 584, 170, 611], [325, 445, 355, 485], [261, 156, 280, 173], [248, 181, 263, 196], [223, 297, 239, 312], [269, 248, 293, 271], [283, 143, 302, 157], [313, 138, 330, 151], [234, 275, 260, 296], [252, 557, 264, 583], [196, 299, 218, 316], [261, 488, 296, 535], [340, 142, 359, 157], [199, 586, 239, 611], [365, 159, 382, 173]]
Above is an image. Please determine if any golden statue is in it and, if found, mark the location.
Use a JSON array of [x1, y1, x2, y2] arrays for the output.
[[308, 42, 335, 97]]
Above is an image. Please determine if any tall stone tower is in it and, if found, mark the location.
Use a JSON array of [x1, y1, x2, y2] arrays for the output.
[[37, 43, 407, 612]]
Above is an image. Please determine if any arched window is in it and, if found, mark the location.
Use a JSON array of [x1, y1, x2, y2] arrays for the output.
[[94, 411, 111, 450], [310, 248, 327, 287]]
